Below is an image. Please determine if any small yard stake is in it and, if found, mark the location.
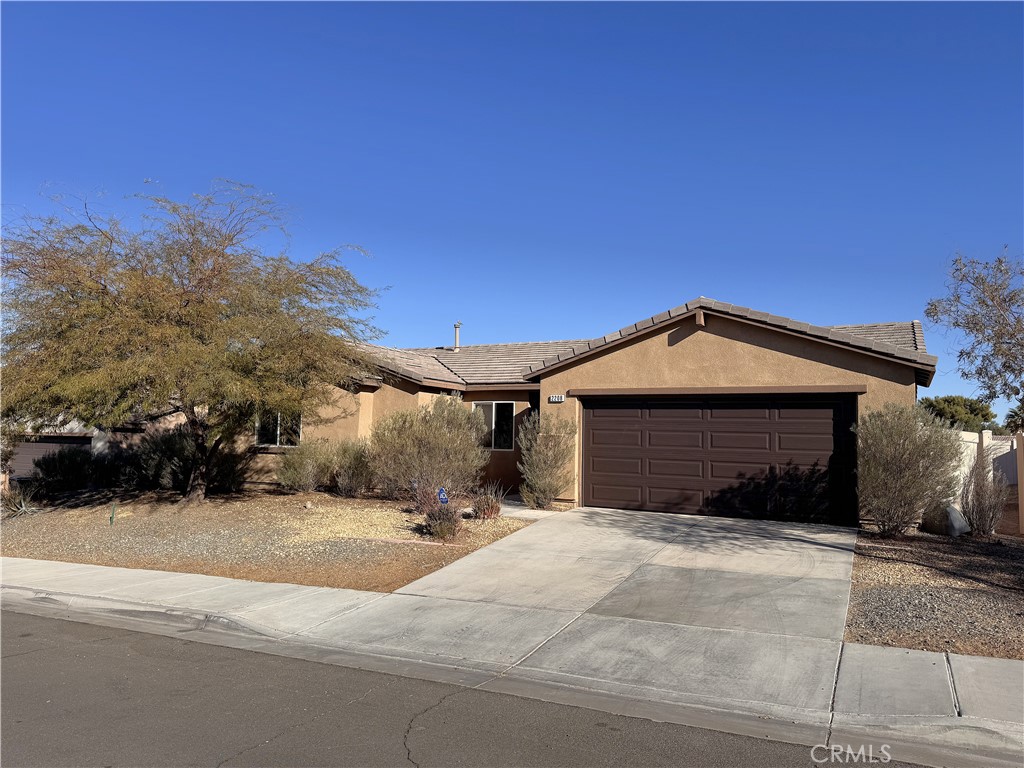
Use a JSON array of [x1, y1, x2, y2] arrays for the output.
[[109, 503, 117, 526]]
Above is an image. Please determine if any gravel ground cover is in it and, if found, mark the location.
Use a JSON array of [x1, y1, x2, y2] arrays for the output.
[[0, 491, 531, 592], [845, 530, 1024, 660]]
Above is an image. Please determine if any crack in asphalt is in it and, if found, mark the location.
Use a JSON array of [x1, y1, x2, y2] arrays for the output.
[[402, 688, 472, 768]]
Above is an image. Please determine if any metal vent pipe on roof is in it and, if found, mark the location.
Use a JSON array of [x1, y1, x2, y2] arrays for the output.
[[454, 321, 462, 351]]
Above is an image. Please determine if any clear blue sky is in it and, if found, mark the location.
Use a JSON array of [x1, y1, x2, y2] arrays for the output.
[[3, 2, 1021, 417]]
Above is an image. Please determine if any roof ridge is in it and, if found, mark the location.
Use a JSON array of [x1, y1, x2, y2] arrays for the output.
[[425, 353, 465, 383], [828, 321, 920, 328]]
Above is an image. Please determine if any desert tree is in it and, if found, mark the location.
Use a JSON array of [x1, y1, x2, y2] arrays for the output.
[[926, 251, 1023, 403], [918, 395, 1006, 434], [1004, 397, 1024, 434], [1, 182, 380, 501]]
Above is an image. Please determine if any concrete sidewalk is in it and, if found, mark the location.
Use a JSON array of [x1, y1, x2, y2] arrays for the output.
[[2, 544, 1022, 768]]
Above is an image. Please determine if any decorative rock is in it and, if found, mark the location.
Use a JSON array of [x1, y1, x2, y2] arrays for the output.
[[303, 501, 314, 510], [920, 504, 971, 537]]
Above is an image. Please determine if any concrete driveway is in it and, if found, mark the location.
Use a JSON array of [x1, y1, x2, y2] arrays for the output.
[[393, 506, 857, 721], [399, 506, 856, 639]]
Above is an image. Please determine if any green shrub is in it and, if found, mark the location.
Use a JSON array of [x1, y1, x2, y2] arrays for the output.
[[854, 404, 962, 536], [122, 425, 252, 494], [424, 500, 462, 540], [471, 480, 506, 519], [960, 454, 1012, 537], [123, 428, 193, 491], [276, 439, 335, 492], [330, 439, 372, 497], [517, 412, 575, 509], [369, 396, 489, 518], [31, 446, 95, 494]]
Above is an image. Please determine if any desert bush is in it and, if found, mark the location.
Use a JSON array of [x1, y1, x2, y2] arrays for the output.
[[123, 425, 252, 494], [518, 412, 575, 509], [31, 446, 96, 494], [855, 404, 962, 537], [123, 428, 193, 491], [330, 438, 373, 497], [424, 499, 462, 540], [960, 453, 1012, 537], [472, 480, 506, 519], [369, 396, 489, 515], [368, 410, 417, 499], [277, 439, 336, 492]]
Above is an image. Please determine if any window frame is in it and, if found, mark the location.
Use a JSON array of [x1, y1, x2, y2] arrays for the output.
[[473, 401, 516, 452], [255, 411, 302, 448]]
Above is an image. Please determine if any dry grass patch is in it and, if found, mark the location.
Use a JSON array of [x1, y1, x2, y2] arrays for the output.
[[0, 491, 530, 592]]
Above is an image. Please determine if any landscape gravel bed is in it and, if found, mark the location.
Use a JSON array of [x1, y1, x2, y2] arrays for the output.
[[845, 530, 1024, 660], [0, 491, 531, 592]]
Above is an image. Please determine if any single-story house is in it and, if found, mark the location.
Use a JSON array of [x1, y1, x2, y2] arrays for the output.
[[288, 296, 936, 526]]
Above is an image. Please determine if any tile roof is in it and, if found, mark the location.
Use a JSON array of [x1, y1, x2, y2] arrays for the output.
[[828, 320, 928, 354], [521, 297, 937, 382], [368, 345, 465, 386], [365, 298, 937, 388], [405, 340, 590, 385]]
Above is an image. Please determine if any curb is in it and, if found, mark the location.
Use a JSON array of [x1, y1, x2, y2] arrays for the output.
[[2, 585, 1022, 768]]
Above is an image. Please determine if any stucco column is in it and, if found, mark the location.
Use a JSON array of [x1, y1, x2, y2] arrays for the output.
[[1016, 432, 1024, 535], [978, 430, 993, 480]]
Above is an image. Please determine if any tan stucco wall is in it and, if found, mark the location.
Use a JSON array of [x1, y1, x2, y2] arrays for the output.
[[538, 313, 920, 503]]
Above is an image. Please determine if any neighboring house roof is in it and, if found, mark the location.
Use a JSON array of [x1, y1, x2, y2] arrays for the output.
[[521, 297, 937, 384], [404, 340, 590, 386], [367, 296, 936, 389], [369, 345, 466, 387]]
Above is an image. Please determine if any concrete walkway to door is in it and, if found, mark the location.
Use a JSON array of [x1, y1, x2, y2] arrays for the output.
[[3, 507, 1022, 768]]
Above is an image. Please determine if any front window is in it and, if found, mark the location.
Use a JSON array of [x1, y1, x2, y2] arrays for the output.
[[474, 402, 515, 450], [256, 411, 301, 447]]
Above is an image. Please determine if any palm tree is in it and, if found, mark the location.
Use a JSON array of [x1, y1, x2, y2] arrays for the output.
[[1006, 398, 1024, 434]]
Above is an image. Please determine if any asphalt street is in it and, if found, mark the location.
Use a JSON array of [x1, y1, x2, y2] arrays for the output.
[[0, 611, 921, 768]]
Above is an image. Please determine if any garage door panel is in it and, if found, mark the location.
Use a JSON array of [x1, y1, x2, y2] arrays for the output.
[[646, 406, 703, 421], [647, 430, 703, 449], [590, 457, 643, 475], [707, 406, 771, 421], [647, 458, 703, 478], [709, 461, 772, 480], [582, 395, 856, 525], [590, 484, 643, 505], [647, 487, 703, 508], [589, 407, 643, 420], [590, 428, 642, 447], [776, 407, 836, 422], [710, 432, 772, 450], [777, 432, 834, 453]]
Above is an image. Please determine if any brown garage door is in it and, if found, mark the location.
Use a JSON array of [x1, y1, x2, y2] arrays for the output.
[[582, 395, 857, 525], [8, 435, 94, 479]]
